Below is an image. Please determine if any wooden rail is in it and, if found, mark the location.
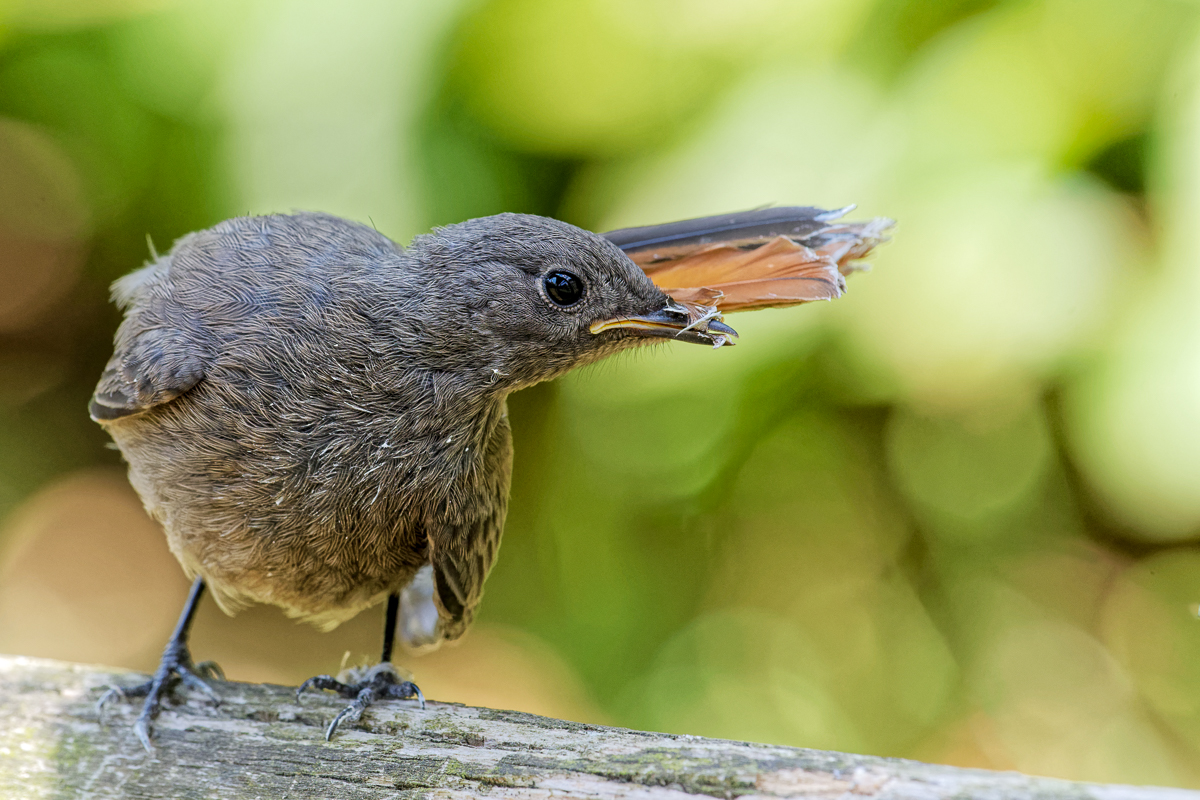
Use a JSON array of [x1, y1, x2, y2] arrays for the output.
[[2, 655, 1197, 799]]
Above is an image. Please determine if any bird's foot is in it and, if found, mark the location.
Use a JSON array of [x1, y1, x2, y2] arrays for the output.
[[97, 640, 222, 751], [296, 662, 425, 740]]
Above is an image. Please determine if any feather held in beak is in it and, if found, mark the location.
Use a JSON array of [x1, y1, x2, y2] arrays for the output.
[[604, 206, 892, 312]]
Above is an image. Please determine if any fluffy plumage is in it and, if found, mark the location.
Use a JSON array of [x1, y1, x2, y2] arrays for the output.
[[93, 212, 675, 639]]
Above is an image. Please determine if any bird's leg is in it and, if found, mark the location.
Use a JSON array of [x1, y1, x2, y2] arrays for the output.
[[296, 592, 425, 740], [97, 577, 220, 750], [381, 585, 399, 664]]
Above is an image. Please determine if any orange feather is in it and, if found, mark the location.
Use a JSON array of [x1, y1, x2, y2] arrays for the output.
[[629, 217, 891, 312]]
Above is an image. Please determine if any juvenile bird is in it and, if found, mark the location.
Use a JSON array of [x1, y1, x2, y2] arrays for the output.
[[92, 207, 889, 747]]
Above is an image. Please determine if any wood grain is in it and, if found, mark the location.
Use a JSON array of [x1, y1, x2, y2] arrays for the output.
[[2, 655, 1196, 800]]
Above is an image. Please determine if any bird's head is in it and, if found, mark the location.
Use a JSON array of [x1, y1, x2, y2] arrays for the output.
[[407, 213, 735, 391]]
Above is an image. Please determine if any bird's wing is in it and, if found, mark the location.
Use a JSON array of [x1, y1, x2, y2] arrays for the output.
[[604, 206, 893, 312], [89, 258, 208, 421], [426, 509, 504, 644], [418, 413, 511, 647]]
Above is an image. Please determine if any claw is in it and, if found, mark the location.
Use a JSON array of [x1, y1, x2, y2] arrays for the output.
[[134, 718, 153, 752], [194, 660, 225, 681], [325, 695, 366, 741], [177, 665, 219, 703], [96, 685, 125, 718], [296, 674, 336, 702], [381, 679, 425, 709], [297, 662, 424, 740], [411, 684, 426, 711]]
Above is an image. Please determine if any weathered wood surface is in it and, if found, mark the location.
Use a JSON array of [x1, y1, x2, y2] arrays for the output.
[[2, 655, 1197, 800]]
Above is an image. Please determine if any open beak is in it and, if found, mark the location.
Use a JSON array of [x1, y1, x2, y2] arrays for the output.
[[588, 300, 738, 349]]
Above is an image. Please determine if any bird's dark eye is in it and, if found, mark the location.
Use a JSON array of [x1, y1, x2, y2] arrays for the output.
[[543, 270, 584, 307]]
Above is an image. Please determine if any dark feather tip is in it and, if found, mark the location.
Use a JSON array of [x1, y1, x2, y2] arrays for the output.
[[603, 206, 850, 253]]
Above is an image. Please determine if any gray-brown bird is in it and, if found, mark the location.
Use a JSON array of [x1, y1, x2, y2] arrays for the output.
[[91, 207, 889, 748]]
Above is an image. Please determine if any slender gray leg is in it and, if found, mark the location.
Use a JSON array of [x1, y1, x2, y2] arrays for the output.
[[97, 578, 219, 750]]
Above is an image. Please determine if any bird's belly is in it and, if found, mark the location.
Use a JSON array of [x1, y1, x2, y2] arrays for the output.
[[112, 381, 436, 629], [177, 515, 427, 631], [129, 453, 429, 629]]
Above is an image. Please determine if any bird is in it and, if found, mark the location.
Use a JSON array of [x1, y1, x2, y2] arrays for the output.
[[90, 205, 890, 748]]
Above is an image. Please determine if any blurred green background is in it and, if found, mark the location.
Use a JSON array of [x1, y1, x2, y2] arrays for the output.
[[1, 0, 1199, 786]]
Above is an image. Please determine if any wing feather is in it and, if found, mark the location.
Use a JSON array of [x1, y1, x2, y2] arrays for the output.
[[90, 256, 207, 422], [606, 207, 892, 312]]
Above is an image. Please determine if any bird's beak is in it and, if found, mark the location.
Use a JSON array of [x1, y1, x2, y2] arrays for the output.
[[588, 300, 738, 348]]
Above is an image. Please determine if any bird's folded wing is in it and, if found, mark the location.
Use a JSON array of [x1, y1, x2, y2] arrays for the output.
[[604, 206, 893, 312], [91, 333, 206, 421], [89, 260, 208, 422], [426, 511, 503, 645]]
